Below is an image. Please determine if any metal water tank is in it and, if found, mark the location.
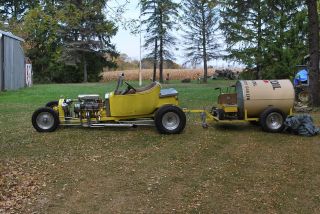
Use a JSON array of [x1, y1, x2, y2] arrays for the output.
[[236, 80, 295, 118]]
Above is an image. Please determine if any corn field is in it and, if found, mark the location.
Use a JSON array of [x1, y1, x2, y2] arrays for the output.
[[102, 69, 217, 81]]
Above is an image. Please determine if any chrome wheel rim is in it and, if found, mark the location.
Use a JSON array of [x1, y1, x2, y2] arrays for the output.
[[36, 112, 54, 130], [162, 112, 180, 131], [266, 112, 283, 130]]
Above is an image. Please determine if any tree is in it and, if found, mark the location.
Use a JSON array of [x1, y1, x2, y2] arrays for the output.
[[0, 0, 38, 21], [181, 0, 220, 83], [220, 0, 308, 79], [140, 0, 179, 83], [22, 6, 61, 82], [0, 0, 40, 36], [60, 0, 118, 82], [262, 0, 308, 79], [220, 0, 266, 79], [306, 0, 320, 106]]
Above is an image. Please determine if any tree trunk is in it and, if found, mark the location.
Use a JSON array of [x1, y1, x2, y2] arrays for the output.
[[256, 0, 263, 80], [201, 3, 208, 83], [13, 0, 18, 20], [153, 38, 158, 82], [159, 10, 164, 83], [306, 0, 320, 106], [83, 57, 88, 83], [159, 37, 164, 83]]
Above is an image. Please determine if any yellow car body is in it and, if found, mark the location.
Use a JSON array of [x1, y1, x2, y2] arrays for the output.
[[108, 82, 178, 117]]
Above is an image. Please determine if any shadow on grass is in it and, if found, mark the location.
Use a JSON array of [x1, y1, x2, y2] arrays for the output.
[[212, 122, 259, 132], [58, 125, 154, 133]]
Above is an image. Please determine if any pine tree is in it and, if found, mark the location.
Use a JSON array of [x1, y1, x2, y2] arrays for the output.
[[220, 0, 308, 79], [140, 0, 179, 83], [262, 0, 308, 79], [0, 0, 37, 21], [220, 0, 267, 79], [181, 0, 220, 83]]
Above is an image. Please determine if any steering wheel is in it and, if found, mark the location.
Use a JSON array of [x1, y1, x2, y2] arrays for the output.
[[121, 81, 137, 95], [125, 81, 136, 91]]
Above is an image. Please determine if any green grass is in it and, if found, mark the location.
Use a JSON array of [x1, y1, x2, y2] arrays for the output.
[[1, 80, 320, 213]]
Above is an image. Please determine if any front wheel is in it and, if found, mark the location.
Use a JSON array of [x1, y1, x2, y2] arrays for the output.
[[260, 107, 285, 133], [32, 107, 59, 132], [45, 100, 59, 109], [154, 105, 186, 134]]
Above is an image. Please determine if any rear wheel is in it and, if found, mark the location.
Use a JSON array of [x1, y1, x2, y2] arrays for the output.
[[260, 108, 285, 133], [32, 107, 59, 132], [155, 105, 186, 134]]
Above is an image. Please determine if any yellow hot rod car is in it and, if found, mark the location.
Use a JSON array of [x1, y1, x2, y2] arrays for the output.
[[32, 74, 186, 134]]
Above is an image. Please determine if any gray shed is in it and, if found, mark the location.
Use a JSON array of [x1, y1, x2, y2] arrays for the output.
[[0, 30, 26, 91]]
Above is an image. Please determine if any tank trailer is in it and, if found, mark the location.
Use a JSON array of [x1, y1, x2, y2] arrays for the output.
[[188, 80, 295, 133]]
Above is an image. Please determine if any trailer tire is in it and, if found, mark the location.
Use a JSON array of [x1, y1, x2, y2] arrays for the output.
[[155, 105, 186, 134], [32, 107, 59, 132], [260, 107, 285, 133]]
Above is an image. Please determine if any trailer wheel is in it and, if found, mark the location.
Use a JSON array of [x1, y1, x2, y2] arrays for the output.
[[155, 105, 186, 134], [45, 101, 59, 109], [32, 107, 59, 132], [260, 108, 285, 133]]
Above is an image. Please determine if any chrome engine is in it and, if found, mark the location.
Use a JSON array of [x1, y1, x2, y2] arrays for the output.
[[61, 95, 102, 125], [75, 95, 102, 122]]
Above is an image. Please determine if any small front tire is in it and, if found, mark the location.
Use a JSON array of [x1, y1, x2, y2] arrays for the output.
[[155, 105, 186, 134], [32, 107, 59, 132], [45, 101, 59, 109]]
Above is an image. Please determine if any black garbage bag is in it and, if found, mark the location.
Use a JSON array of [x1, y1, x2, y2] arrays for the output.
[[284, 114, 320, 136]]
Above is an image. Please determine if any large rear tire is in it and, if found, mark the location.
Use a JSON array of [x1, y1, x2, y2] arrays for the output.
[[260, 107, 285, 133], [155, 105, 186, 134], [32, 107, 59, 132]]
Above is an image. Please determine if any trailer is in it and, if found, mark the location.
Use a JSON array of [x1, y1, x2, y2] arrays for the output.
[[185, 80, 295, 133]]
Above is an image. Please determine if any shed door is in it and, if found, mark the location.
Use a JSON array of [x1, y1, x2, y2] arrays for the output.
[[3, 36, 25, 90]]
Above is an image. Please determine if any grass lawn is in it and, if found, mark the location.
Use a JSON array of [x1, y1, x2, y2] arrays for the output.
[[1, 80, 320, 213]]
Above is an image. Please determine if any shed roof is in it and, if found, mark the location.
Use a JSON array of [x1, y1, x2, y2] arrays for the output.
[[0, 29, 24, 42]]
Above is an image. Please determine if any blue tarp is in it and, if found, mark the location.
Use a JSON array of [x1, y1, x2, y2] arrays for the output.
[[294, 69, 308, 86]]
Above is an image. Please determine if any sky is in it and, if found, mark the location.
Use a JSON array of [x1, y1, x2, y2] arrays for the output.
[[107, 0, 241, 68], [107, 0, 142, 60]]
